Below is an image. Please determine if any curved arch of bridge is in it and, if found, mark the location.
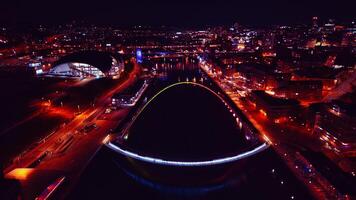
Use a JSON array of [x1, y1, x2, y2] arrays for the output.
[[106, 81, 270, 167], [136, 81, 228, 120]]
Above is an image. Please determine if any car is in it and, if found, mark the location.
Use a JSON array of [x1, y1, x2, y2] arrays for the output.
[[105, 108, 112, 114], [80, 123, 98, 133]]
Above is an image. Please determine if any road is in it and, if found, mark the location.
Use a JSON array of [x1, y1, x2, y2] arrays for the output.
[[323, 69, 356, 102], [199, 60, 348, 200], [4, 60, 141, 199]]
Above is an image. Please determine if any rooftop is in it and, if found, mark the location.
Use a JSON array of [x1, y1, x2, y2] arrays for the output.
[[252, 90, 300, 107], [54, 51, 116, 73]]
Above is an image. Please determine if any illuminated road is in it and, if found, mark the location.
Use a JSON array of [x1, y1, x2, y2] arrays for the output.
[[4, 60, 141, 199], [199, 59, 345, 200], [0, 78, 79, 138]]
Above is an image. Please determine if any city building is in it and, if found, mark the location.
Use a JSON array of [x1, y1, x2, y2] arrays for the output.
[[236, 63, 291, 90], [48, 51, 124, 78], [248, 90, 301, 120], [273, 80, 323, 101], [112, 79, 148, 107], [293, 66, 341, 91], [313, 101, 356, 156]]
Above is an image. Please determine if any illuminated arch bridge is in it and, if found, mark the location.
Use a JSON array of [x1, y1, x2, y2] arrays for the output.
[[106, 82, 270, 167], [48, 51, 124, 78]]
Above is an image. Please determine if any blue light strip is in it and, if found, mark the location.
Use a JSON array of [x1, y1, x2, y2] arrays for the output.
[[106, 142, 269, 167], [108, 81, 270, 167]]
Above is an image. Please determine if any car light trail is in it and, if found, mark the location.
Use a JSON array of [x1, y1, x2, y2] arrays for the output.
[[35, 176, 66, 200], [106, 142, 269, 167]]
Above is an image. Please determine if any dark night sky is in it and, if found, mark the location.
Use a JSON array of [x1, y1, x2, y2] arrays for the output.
[[0, 0, 354, 27]]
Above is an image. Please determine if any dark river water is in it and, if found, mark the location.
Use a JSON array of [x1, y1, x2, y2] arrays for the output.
[[126, 83, 252, 161], [68, 61, 314, 200]]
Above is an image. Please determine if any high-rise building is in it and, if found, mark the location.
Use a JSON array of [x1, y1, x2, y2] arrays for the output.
[[312, 16, 319, 29]]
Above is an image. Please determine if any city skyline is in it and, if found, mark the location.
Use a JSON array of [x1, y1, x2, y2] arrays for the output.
[[0, 2, 355, 200]]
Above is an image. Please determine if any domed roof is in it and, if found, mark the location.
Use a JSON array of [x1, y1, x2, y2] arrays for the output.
[[125, 83, 251, 161], [54, 51, 115, 73]]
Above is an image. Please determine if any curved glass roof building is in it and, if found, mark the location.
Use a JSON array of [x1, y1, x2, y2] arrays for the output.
[[48, 51, 124, 78]]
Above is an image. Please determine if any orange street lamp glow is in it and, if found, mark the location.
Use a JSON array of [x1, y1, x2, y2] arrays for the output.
[[259, 109, 267, 117], [6, 168, 34, 180], [102, 134, 111, 144]]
